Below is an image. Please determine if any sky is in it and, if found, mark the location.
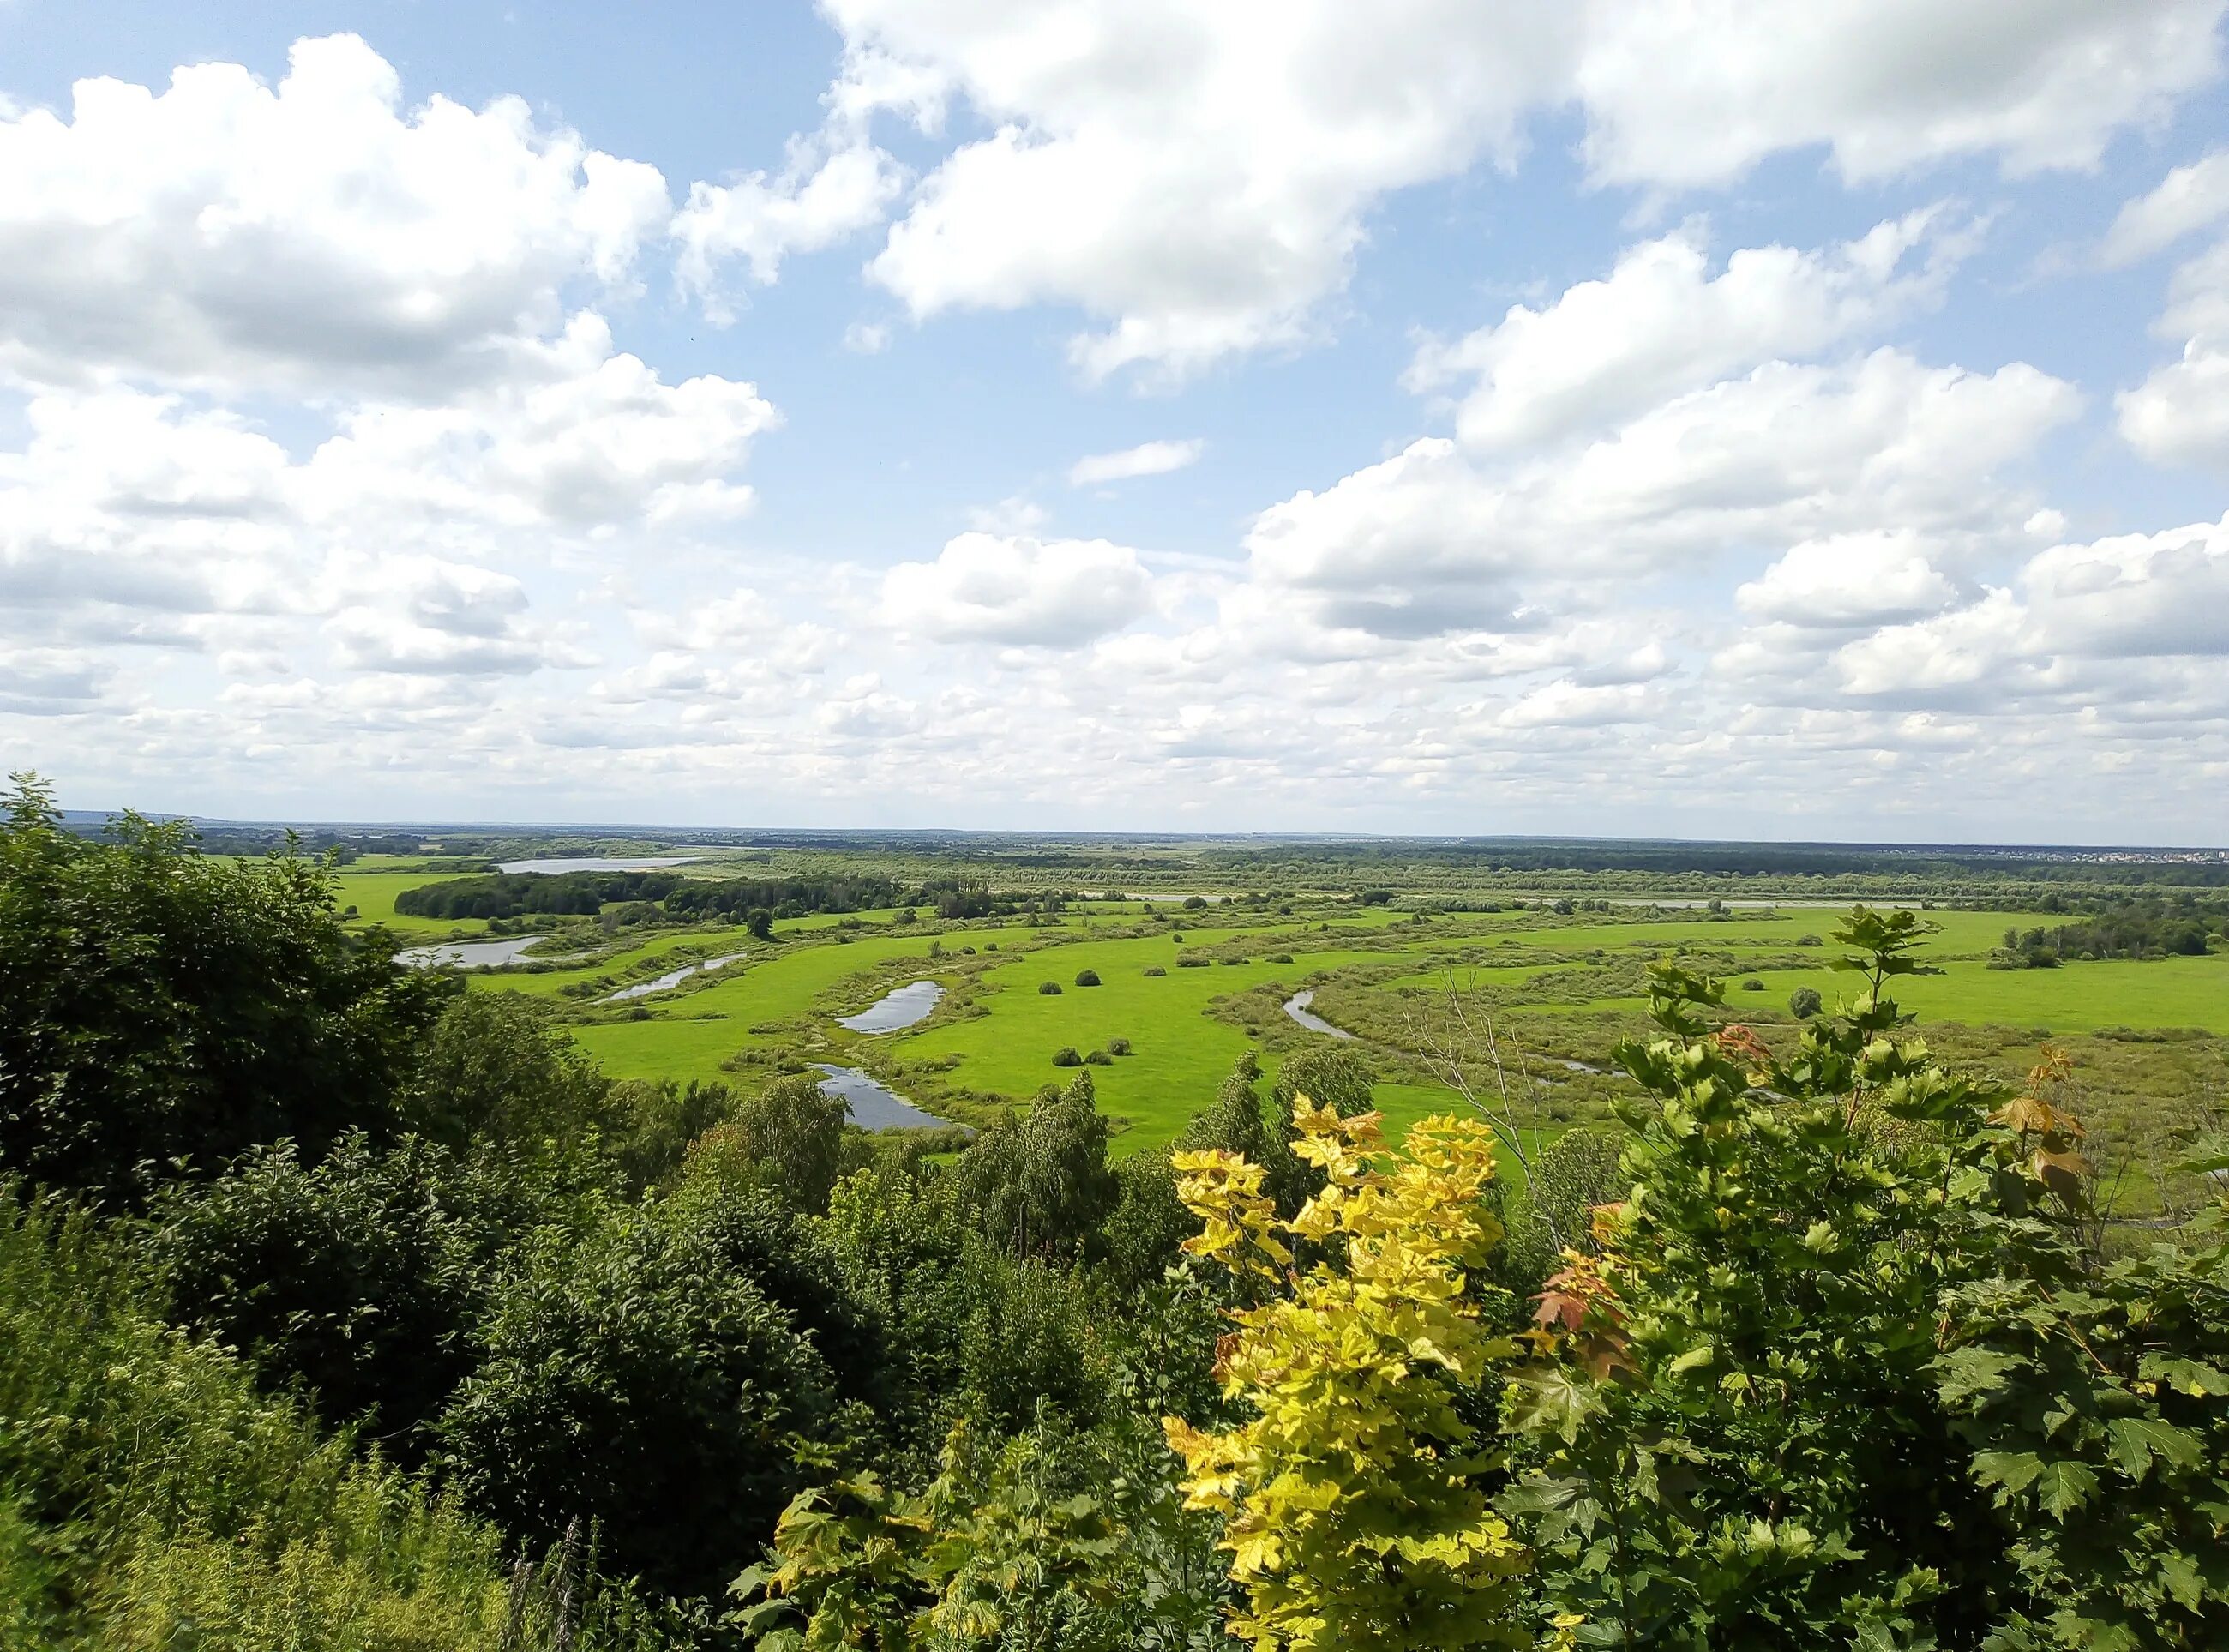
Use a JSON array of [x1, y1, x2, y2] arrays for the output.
[[3, 3, 2227, 843]]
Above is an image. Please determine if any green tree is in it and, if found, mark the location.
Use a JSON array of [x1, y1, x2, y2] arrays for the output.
[[1271, 1042, 1376, 1120], [1787, 985, 1823, 1019], [688, 1073, 849, 1216], [955, 1074, 1117, 1260], [409, 989, 616, 1144], [0, 775, 453, 1204], [435, 1189, 840, 1602]]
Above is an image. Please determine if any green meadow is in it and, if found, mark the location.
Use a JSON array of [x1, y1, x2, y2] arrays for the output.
[[339, 867, 2221, 1202]]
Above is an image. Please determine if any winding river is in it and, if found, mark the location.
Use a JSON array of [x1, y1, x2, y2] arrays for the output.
[[1281, 989, 1355, 1040], [598, 952, 748, 1003]]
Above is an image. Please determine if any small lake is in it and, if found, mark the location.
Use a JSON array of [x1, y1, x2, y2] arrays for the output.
[[496, 856, 701, 874], [1282, 989, 1355, 1040], [598, 952, 748, 1003], [813, 1065, 955, 1131], [398, 935, 554, 970], [838, 980, 944, 1033]]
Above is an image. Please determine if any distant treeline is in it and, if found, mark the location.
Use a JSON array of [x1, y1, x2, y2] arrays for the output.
[[1994, 893, 2226, 967], [664, 874, 901, 921], [394, 870, 685, 919], [1197, 838, 2229, 888]]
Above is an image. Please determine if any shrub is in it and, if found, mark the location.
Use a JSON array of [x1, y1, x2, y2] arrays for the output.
[[1176, 956, 1209, 969], [1181, 896, 1208, 910], [1790, 985, 1823, 1019], [1108, 1037, 1133, 1055], [1073, 968, 1102, 987], [1084, 1050, 1112, 1066], [1142, 966, 1167, 978], [1051, 1048, 1082, 1068], [1740, 976, 1765, 991], [0, 778, 453, 1206]]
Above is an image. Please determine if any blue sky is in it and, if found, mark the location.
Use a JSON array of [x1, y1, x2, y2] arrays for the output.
[[2, 3, 2226, 841]]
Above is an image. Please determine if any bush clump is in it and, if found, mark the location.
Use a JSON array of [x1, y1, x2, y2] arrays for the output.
[[1073, 969, 1102, 988], [1050, 1048, 1082, 1068], [1790, 986, 1823, 1019], [1107, 1037, 1133, 1055], [1038, 981, 1062, 995], [1084, 1051, 1112, 1066], [1141, 966, 1166, 978], [1740, 977, 1765, 992]]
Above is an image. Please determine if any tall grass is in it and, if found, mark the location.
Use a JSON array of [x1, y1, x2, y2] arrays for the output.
[[0, 1192, 679, 1650]]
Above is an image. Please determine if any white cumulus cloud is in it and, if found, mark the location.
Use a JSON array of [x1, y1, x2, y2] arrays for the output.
[[1068, 438, 1203, 486]]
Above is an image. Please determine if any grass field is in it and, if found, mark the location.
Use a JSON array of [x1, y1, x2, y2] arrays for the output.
[[387, 887, 2222, 1193], [329, 870, 490, 936]]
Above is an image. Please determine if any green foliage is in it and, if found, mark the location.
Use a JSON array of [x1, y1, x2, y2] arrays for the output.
[[1787, 985, 1823, 1019], [1038, 980, 1063, 994], [955, 1074, 1118, 1260], [1052, 1045, 1083, 1067], [1108, 1036, 1133, 1055], [434, 1182, 844, 1603], [0, 775, 453, 1204], [737, 1414, 1225, 1651], [152, 1132, 492, 1453], [1269, 1042, 1377, 1120], [1074, 968, 1102, 987], [0, 1192, 670, 1650], [1503, 907, 2229, 1647], [410, 989, 616, 1145], [690, 1072, 851, 1215]]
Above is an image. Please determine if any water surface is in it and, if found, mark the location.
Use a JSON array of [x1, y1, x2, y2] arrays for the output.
[[496, 856, 700, 874], [398, 936, 553, 969], [838, 980, 945, 1033], [813, 1065, 955, 1131], [1282, 989, 1355, 1040], [598, 952, 748, 1003]]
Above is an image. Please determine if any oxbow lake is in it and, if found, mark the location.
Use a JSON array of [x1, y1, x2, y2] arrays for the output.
[[495, 856, 701, 874], [813, 1065, 954, 1131], [397, 936, 556, 969], [838, 980, 944, 1033]]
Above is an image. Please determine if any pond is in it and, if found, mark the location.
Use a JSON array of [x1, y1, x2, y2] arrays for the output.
[[397, 935, 556, 969], [598, 952, 748, 1003], [1282, 989, 1355, 1040], [496, 856, 701, 874], [838, 979, 945, 1033], [813, 1065, 957, 1132]]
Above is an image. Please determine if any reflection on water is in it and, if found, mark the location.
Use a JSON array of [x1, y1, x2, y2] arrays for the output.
[[495, 856, 700, 874], [599, 952, 748, 1003], [1282, 989, 1355, 1040], [398, 936, 553, 969], [813, 1065, 956, 1131], [838, 980, 945, 1033]]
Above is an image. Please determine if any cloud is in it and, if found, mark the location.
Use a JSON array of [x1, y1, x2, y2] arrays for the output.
[[810, 2, 2220, 377], [2118, 237, 2229, 472], [1408, 208, 1971, 448], [674, 135, 906, 320], [879, 531, 1152, 645], [0, 34, 670, 396], [1735, 532, 1960, 628], [2102, 150, 2229, 265], [1246, 351, 2077, 638], [1573, 2, 2224, 188], [1067, 437, 1203, 486]]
